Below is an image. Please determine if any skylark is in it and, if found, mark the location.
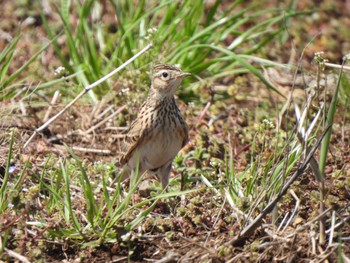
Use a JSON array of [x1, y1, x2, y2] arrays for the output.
[[120, 64, 190, 188]]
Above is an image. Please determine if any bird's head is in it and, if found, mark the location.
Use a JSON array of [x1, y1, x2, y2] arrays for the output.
[[151, 64, 191, 98]]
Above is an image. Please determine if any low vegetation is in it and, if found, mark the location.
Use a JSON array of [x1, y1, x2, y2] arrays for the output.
[[1, 0, 349, 262]]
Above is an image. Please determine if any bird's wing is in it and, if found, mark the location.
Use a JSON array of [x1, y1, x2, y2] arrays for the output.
[[119, 117, 149, 165], [181, 120, 189, 148]]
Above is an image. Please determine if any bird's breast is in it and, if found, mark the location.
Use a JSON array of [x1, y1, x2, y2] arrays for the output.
[[139, 119, 187, 169], [126, 100, 188, 171]]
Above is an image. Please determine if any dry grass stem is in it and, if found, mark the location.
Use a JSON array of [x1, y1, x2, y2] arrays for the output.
[[4, 248, 30, 263], [282, 189, 300, 232], [70, 146, 111, 154], [52, 144, 111, 155], [18, 100, 26, 115], [43, 90, 60, 122], [325, 62, 350, 71], [310, 246, 338, 263], [325, 214, 350, 235], [286, 207, 333, 239], [311, 229, 317, 254], [96, 104, 115, 119], [276, 212, 290, 233], [84, 105, 126, 135], [328, 211, 336, 247]]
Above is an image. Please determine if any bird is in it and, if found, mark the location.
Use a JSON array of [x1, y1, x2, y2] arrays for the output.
[[119, 64, 190, 189]]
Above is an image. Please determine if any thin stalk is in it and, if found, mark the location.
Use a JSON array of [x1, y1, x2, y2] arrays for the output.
[[318, 57, 346, 244], [0, 130, 14, 213]]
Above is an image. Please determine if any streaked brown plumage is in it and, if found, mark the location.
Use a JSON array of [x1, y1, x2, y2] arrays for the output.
[[120, 64, 190, 188]]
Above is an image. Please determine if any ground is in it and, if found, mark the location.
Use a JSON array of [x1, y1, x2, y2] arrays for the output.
[[0, 0, 350, 262]]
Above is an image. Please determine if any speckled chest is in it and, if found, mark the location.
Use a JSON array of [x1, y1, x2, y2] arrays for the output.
[[136, 97, 188, 169]]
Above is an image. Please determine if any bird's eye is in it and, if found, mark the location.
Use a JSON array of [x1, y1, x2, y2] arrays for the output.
[[162, 72, 169, 78]]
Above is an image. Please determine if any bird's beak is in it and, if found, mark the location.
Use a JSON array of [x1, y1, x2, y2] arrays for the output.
[[177, 72, 191, 79]]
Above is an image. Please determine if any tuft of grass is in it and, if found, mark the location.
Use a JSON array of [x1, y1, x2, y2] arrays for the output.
[[223, 52, 349, 254], [0, 33, 52, 99], [225, 118, 303, 219], [35, 0, 304, 102], [0, 146, 202, 250]]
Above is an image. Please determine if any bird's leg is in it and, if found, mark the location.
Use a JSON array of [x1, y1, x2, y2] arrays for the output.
[[181, 172, 185, 191], [157, 160, 173, 189], [130, 167, 145, 205]]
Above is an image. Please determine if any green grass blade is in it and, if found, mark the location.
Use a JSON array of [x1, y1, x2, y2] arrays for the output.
[[61, 159, 82, 231], [125, 198, 159, 231], [1, 38, 53, 89], [101, 172, 111, 210], [319, 61, 345, 173], [14, 159, 29, 190], [39, 2, 72, 72], [0, 34, 21, 83], [0, 130, 14, 213], [67, 146, 97, 227], [61, 0, 71, 24], [0, 34, 20, 64]]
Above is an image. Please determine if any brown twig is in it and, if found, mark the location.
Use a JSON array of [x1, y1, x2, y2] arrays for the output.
[[23, 44, 153, 149]]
